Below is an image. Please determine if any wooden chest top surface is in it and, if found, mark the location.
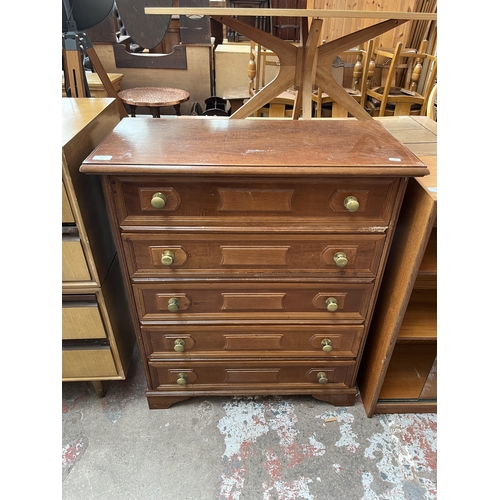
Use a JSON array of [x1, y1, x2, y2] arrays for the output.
[[81, 118, 428, 177]]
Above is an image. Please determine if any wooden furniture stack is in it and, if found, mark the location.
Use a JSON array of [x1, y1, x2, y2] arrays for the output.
[[358, 115, 437, 416], [62, 98, 135, 396], [80, 117, 428, 409], [61, 72, 123, 98]]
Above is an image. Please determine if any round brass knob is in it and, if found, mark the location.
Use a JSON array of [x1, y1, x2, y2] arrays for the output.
[[177, 373, 187, 385], [174, 339, 185, 352], [161, 250, 175, 266], [317, 372, 328, 384], [334, 252, 348, 267], [167, 297, 180, 312], [325, 297, 338, 312], [151, 192, 167, 209], [321, 339, 333, 352], [344, 196, 359, 212]]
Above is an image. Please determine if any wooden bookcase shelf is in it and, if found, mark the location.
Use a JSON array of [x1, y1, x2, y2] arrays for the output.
[[358, 116, 437, 417]]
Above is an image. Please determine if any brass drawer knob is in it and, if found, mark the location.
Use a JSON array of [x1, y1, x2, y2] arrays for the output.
[[325, 297, 338, 312], [161, 250, 175, 266], [343, 196, 359, 212], [173, 339, 185, 352], [334, 252, 348, 267], [151, 192, 167, 209], [317, 372, 328, 384], [321, 339, 333, 352], [177, 373, 187, 385], [167, 297, 180, 312]]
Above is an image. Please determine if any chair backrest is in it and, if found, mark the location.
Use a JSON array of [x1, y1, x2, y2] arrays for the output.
[[368, 41, 404, 116], [248, 41, 281, 96], [420, 54, 437, 117]]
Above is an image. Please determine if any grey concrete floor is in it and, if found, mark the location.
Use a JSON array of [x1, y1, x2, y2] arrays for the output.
[[62, 347, 437, 500]]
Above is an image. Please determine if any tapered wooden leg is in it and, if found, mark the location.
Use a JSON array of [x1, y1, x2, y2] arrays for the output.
[[91, 380, 106, 398]]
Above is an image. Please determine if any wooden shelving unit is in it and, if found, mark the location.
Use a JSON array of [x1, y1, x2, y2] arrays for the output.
[[358, 116, 437, 417]]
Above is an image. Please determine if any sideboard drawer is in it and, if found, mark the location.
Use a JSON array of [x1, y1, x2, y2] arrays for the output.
[[62, 344, 118, 378], [62, 299, 107, 340], [62, 235, 90, 282], [143, 324, 364, 359], [133, 282, 373, 323], [122, 232, 386, 278], [148, 360, 357, 391], [112, 177, 399, 229]]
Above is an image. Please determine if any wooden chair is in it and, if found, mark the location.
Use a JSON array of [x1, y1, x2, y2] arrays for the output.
[[248, 40, 297, 117], [420, 54, 437, 120], [312, 44, 369, 118], [363, 39, 434, 117]]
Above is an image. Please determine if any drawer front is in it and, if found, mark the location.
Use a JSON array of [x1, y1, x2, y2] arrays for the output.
[[143, 324, 364, 359], [148, 360, 357, 391], [112, 177, 399, 229], [123, 233, 385, 278], [62, 236, 91, 282], [133, 282, 373, 322], [62, 346, 118, 378], [62, 299, 107, 340]]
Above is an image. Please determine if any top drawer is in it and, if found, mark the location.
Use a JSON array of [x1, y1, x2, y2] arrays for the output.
[[110, 176, 401, 231]]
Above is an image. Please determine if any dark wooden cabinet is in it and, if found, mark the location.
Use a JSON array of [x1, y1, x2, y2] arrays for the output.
[[81, 118, 428, 409]]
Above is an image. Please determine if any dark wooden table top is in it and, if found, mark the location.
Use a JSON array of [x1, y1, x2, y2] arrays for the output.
[[81, 118, 429, 178]]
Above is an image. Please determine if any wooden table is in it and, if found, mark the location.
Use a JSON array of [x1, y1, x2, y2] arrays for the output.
[[145, 8, 437, 120], [118, 87, 190, 117]]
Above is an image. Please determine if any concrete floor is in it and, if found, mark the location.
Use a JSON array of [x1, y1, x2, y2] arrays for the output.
[[62, 347, 437, 500]]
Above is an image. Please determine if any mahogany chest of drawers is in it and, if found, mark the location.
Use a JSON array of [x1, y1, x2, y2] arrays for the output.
[[81, 117, 428, 409]]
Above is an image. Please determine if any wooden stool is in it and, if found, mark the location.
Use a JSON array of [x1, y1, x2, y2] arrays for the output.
[[118, 87, 190, 117]]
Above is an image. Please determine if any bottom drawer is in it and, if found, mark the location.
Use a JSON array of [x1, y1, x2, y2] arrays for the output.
[[148, 360, 356, 391], [62, 344, 118, 378]]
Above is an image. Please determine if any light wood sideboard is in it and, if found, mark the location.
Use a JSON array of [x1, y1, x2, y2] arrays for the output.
[[357, 116, 437, 416], [62, 98, 135, 396], [81, 117, 428, 409]]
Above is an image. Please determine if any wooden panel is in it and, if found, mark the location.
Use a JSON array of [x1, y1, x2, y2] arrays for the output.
[[219, 188, 294, 212], [378, 343, 436, 400], [62, 183, 74, 223], [397, 289, 436, 341], [62, 348, 118, 378], [142, 324, 364, 358], [122, 232, 386, 278], [222, 293, 285, 311], [134, 282, 373, 322], [62, 237, 91, 282], [62, 301, 107, 340]]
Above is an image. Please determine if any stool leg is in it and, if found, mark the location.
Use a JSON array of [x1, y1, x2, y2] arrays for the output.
[[174, 104, 181, 116], [130, 105, 137, 117]]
